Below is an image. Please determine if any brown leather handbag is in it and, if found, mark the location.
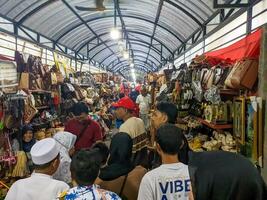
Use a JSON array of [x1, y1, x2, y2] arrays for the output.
[[225, 62, 241, 88], [230, 58, 258, 89]]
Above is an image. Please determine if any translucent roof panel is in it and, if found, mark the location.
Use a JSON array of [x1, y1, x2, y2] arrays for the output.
[[0, 0, 217, 72]]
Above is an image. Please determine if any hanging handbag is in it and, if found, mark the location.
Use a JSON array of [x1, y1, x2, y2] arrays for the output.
[[19, 72, 30, 89], [0, 60, 18, 93], [24, 97, 38, 123], [225, 62, 239, 88], [15, 50, 26, 73], [51, 72, 58, 85], [163, 69, 174, 82], [56, 72, 64, 84], [230, 58, 258, 89]]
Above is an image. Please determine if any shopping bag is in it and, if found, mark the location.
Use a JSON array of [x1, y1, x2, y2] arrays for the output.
[[19, 72, 29, 89]]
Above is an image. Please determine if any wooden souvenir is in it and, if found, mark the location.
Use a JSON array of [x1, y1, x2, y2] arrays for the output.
[[233, 97, 246, 145]]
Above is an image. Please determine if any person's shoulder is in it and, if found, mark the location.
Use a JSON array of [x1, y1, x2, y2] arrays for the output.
[[99, 189, 121, 200], [128, 166, 147, 179], [133, 165, 148, 173], [142, 167, 161, 180], [52, 179, 70, 189], [65, 118, 77, 125]]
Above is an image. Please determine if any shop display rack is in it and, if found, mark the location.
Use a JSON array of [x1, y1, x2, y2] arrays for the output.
[[196, 117, 233, 130]]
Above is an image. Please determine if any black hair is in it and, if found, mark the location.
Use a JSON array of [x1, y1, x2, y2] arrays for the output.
[[72, 102, 89, 116], [108, 132, 133, 166], [22, 124, 33, 135], [70, 149, 101, 186], [156, 124, 190, 163], [119, 93, 125, 99], [33, 154, 59, 170], [156, 102, 178, 124], [92, 142, 109, 166]]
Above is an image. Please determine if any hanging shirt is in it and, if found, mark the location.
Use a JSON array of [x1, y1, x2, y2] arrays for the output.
[[64, 184, 121, 200], [5, 172, 69, 200], [138, 163, 193, 200], [136, 94, 151, 114]]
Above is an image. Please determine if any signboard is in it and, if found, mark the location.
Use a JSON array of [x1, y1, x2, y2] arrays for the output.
[[213, 0, 251, 8]]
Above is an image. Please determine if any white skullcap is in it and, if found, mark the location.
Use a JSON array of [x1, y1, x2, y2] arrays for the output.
[[30, 138, 59, 165]]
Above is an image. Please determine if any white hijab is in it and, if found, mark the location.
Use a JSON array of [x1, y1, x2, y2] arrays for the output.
[[54, 131, 77, 161], [53, 131, 77, 183]]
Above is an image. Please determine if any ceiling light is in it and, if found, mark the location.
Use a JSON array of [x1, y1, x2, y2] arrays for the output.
[[118, 45, 124, 52], [130, 63, 134, 68], [131, 68, 135, 73], [110, 28, 120, 40], [123, 51, 129, 60]]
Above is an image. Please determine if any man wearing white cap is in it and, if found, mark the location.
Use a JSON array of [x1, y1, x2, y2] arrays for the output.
[[5, 138, 69, 200]]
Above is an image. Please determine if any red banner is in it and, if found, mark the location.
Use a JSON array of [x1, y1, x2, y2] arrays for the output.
[[205, 28, 262, 64]]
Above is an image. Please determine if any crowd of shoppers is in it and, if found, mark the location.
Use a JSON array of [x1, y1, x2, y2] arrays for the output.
[[5, 93, 267, 200]]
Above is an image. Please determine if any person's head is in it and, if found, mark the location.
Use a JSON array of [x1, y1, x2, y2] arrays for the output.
[[119, 93, 125, 99], [151, 102, 178, 129], [70, 149, 100, 186], [92, 142, 109, 167], [22, 124, 34, 143], [30, 138, 60, 175], [72, 102, 89, 122], [156, 124, 190, 164], [46, 128, 56, 138], [35, 130, 46, 141], [141, 87, 147, 96], [53, 131, 77, 158], [108, 132, 133, 166], [112, 97, 135, 120]]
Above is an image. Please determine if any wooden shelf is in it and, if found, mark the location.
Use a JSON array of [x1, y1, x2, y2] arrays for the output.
[[219, 89, 239, 96], [29, 89, 51, 94], [35, 106, 49, 110], [196, 117, 233, 130]]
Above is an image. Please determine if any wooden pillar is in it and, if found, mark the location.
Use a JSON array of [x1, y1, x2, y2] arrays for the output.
[[259, 24, 267, 182]]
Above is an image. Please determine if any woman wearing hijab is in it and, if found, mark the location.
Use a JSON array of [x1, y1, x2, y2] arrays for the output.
[[22, 124, 35, 153], [20, 124, 36, 173], [53, 131, 77, 185], [95, 132, 147, 200]]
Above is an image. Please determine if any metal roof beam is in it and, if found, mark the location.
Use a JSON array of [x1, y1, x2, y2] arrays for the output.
[[82, 38, 164, 59], [145, 0, 164, 64], [107, 56, 158, 71], [100, 49, 161, 68], [164, 0, 202, 27], [112, 58, 155, 71], [17, 0, 55, 25], [77, 30, 173, 57], [93, 41, 162, 63], [107, 58, 153, 72], [55, 15, 184, 44], [61, 0, 121, 71], [115, 0, 135, 63], [91, 44, 160, 67], [113, 61, 149, 73]]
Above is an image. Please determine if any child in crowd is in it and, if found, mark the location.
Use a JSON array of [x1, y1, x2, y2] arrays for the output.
[[63, 150, 121, 200]]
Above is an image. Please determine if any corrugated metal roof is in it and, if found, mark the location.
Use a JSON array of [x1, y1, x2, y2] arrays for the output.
[[0, 0, 217, 73]]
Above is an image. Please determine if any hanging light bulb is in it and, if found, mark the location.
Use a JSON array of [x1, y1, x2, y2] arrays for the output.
[[118, 44, 124, 52], [130, 63, 134, 68], [110, 28, 121, 40], [123, 51, 129, 60]]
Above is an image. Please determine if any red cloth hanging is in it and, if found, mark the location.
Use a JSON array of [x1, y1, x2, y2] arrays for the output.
[[204, 28, 262, 65]]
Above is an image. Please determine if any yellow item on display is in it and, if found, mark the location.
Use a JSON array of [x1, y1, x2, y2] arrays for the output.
[[0, 181, 9, 190], [11, 151, 28, 178]]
